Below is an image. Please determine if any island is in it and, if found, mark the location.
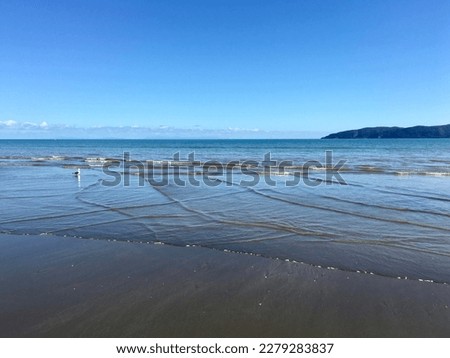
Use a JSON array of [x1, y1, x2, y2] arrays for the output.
[[322, 124, 450, 139]]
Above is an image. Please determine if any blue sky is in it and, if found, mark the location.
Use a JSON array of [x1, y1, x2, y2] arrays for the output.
[[0, 0, 449, 138]]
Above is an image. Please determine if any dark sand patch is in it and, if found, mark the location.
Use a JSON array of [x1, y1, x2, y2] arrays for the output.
[[0, 234, 449, 337]]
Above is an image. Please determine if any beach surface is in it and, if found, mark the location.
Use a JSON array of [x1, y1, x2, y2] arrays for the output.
[[1, 233, 449, 338]]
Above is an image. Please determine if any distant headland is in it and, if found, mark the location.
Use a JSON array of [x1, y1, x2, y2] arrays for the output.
[[322, 124, 450, 139]]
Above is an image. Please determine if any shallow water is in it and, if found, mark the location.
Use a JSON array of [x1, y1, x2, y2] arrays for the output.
[[1, 139, 450, 284]]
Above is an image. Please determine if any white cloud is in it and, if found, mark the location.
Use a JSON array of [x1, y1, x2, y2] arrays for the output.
[[22, 121, 39, 128], [0, 120, 18, 127], [227, 127, 261, 132], [0, 120, 325, 139]]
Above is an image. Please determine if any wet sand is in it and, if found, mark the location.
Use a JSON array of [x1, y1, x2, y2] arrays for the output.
[[0, 233, 449, 337]]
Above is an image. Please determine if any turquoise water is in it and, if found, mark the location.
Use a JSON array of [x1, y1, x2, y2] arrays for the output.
[[1, 139, 450, 283]]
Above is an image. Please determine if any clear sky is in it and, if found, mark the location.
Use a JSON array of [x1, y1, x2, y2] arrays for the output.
[[0, 0, 449, 138]]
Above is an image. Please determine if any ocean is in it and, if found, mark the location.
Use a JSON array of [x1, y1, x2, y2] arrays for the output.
[[1, 139, 450, 284]]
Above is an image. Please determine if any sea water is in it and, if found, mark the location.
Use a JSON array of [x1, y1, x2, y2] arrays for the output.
[[1, 139, 450, 283]]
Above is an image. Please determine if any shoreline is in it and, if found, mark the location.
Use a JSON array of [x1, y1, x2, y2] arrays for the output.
[[1, 234, 449, 337]]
